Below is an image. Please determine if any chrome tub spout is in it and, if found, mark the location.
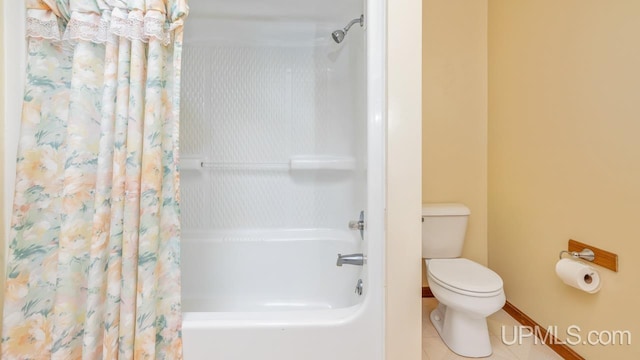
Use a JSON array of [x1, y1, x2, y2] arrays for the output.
[[336, 253, 366, 266]]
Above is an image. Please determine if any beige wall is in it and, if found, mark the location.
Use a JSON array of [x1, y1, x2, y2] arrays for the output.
[[489, 1, 640, 358], [386, 0, 423, 358], [0, 0, 5, 337], [422, 0, 488, 265]]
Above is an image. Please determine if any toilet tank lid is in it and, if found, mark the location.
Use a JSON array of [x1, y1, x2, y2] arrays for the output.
[[422, 203, 470, 216]]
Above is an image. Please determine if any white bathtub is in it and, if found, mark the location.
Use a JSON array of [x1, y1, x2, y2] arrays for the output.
[[181, 229, 363, 312], [181, 229, 377, 359]]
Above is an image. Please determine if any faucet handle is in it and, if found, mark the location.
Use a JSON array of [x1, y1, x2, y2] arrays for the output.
[[348, 210, 365, 240]]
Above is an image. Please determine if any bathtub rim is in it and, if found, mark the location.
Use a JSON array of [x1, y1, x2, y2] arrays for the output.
[[182, 294, 374, 329], [181, 227, 362, 242]]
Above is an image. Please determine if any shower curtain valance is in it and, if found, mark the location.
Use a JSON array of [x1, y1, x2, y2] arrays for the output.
[[26, 0, 188, 46]]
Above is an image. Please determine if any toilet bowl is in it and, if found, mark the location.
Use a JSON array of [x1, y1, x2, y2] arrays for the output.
[[421, 203, 505, 358], [426, 258, 505, 358]]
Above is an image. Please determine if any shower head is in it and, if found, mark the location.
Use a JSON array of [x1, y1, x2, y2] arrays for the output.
[[331, 30, 346, 43], [332, 14, 364, 44]]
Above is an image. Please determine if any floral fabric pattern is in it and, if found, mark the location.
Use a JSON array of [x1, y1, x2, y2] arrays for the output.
[[2, 1, 188, 359]]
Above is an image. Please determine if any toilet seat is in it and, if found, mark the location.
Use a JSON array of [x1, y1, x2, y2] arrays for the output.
[[427, 258, 503, 297]]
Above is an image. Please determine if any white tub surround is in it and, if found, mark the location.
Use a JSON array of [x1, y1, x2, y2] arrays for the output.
[[178, 0, 385, 358]]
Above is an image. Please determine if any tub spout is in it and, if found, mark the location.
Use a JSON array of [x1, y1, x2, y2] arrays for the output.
[[336, 253, 366, 266]]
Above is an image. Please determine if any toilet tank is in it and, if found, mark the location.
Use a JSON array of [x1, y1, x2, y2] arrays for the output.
[[422, 203, 470, 258]]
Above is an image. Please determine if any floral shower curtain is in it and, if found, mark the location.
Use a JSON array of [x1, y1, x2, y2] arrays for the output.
[[2, 1, 188, 359]]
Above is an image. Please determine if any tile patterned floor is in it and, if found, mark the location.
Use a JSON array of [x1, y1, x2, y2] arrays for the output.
[[422, 298, 564, 360]]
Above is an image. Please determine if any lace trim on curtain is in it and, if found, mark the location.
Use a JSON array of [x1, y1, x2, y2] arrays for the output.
[[26, 7, 176, 46], [62, 11, 104, 44], [144, 11, 171, 45], [25, 9, 62, 41]]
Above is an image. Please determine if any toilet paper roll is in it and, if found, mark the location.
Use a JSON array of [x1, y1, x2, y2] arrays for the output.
[[555, 258, 601, 294]]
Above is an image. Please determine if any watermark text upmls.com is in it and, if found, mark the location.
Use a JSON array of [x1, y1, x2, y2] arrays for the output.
[[501, 325, 632, 346]]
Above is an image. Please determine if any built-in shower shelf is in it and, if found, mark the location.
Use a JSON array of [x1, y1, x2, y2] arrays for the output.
[[181, 155, 356, 171], [289, 156, 355, 171]]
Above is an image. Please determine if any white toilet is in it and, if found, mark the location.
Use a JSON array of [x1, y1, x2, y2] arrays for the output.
[[422, 203, 505, 358]]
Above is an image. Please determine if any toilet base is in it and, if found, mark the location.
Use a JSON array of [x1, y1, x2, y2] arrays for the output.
[[430, 303, 492, 358]]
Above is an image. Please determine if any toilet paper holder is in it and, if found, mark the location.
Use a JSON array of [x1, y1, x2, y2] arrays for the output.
[[559, 248, 595, 262]]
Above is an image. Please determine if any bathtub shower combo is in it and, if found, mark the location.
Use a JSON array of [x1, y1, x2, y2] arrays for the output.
[[179, 0, 385, 359]]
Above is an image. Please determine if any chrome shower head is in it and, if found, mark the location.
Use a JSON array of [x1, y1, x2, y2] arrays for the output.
[[332, 14, 364, 44], [332, 30, 346, 43]]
